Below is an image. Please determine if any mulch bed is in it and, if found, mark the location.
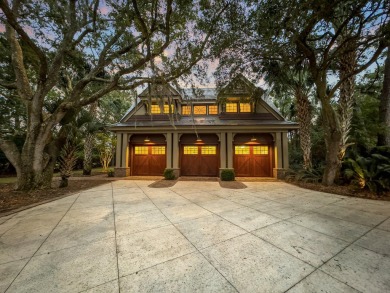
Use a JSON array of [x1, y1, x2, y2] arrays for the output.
[[0, 179, 111, 216], [287, 181, 390, 201]]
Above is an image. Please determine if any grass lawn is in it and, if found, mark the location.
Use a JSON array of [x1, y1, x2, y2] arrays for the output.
[[0, 168, 107, 185], [53, 167, 106, 177], [0, 167, 114, 215], [0, 177, 17, 184]]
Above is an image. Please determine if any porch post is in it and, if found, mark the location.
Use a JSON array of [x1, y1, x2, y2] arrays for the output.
[[172, 132, 180, 173], [220, 132, 227, 168], [115, 132, 130, 177], [282, 131, 289, 169], [273, 132, 286, 179], [275, 132, 283, 169], [227, 132, 233, 168], [115, 133, 122, 168], [121, 133, 129, 167], [172, 133, 179, 168], [166, 132, 173, 168]]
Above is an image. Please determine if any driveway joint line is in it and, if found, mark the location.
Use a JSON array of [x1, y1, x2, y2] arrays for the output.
[[2, 181, 389, 292], [0, 256, 31, 267], [31, 235, 117, 257], [134, 182, 240, 293], [111, 182, 121, 293], [282, 214, 390, 292], [283, 212, 373, 243], [0, 214, 19, 237], [4, 191, 81, 293], [116, 222, 173, 238], [170, 188, 290, 235], [77, 278, 119, 293], [171, 185, 386, 292], [118, 250, 197, 280]]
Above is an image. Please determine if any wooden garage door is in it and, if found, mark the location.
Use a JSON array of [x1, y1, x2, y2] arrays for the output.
[[132, 145, 166, 176], [181, 145, 219, 176], [234, 145, 271, 177]]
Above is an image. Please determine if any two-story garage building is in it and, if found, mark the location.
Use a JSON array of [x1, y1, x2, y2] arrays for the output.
[[110, 75, 298, 178]]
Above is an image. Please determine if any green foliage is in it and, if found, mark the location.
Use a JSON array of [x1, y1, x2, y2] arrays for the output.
[[285, 167, 323, 183], [163, 169, 176, 180], [342, 147, 390, 194], [58, 139, 79, 188], [107, 169, 115, 177], [0, 0, 232, 190], [220, 169, 235, 181], [349, 68, 384, 150]]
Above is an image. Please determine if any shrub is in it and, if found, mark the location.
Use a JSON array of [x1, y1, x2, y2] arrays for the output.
[[342, 146, 390, 194], [163, 169, 176, 180], [58, 140, 78, 188], [107, 169, 115, 177], [220, 169, 235, 181], [285, 167, 323, 183]]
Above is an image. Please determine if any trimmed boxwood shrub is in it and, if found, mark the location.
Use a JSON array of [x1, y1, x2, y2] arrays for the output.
[[163, 169, 176, 180], [107, 169, 115, 177], [221, 169, 235, 181]]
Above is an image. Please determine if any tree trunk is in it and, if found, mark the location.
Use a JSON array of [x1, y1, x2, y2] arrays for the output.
[[1, 120, 58, 191], [83, 102, 98, 175], [321, 98, 342, 185], [295, 87, 312, 169], [338, 48, 356, 159], [16, 141, 54, 190], [378, 47, 390, 146], [59, 176, 68, 188], [83, 133, 94, 175]]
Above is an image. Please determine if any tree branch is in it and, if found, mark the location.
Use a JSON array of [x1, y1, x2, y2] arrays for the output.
[[0, 138, 21, 174], [0, 0, 48, 82], [328, 41, 387, 99], [0, 80, 17, 90]]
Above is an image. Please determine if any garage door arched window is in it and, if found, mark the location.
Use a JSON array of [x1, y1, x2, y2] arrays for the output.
[[235, 146, 250, 155], [184, 146, 198, 154], [135, 146, 148, 155], [253, 146, 268, 155], [201, 146, 216, 155], [152, 146, 166, 155]]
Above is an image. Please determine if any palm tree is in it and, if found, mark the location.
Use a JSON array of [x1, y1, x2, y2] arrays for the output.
[[262, 61, 314, 169]]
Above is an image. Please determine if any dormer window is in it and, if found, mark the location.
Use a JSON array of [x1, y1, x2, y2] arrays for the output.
[[208, 105, 218, 115], [150, 104, 174, 114], [163, 104, 174, 114], [240, 103, 251, 113], [193, 105, 207, 115], [151, 104, 161, 114], [182, 106, 191, 115], [225, 102, 251, 113], [226, 103, 238, 113]]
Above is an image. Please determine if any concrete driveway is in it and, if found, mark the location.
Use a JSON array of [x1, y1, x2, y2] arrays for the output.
[[1, 180, 389, 293]]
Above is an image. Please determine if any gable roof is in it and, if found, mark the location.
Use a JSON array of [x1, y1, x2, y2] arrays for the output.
[[182, 88, 217, 101], [218, 74, 263, 97], [119, 75, 286, 123], [138, 83, 182, 99]]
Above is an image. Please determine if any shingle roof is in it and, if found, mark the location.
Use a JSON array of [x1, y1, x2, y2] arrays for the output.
[[181, 88, 217, 100], [113, 116, 298, 128]]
